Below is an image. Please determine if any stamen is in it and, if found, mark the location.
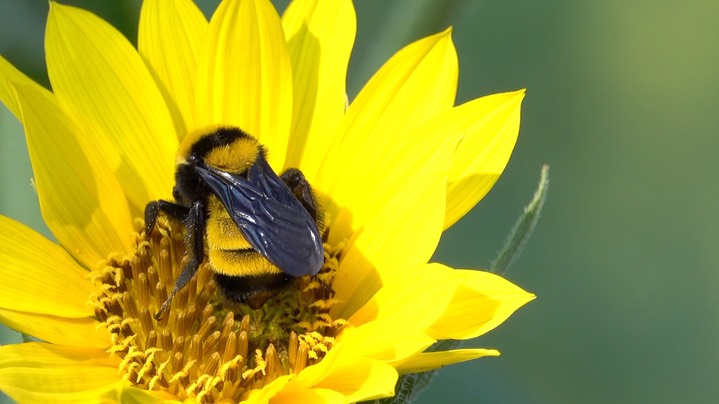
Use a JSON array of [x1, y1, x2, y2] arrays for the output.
[[89, 218, 346, 401]]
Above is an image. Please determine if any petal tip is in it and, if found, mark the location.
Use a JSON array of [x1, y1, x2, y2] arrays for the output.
[[422, 27, 454, 45], [48, 1, 68, 14]]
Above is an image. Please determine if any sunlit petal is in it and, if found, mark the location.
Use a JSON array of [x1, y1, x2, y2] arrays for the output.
[[0, 365, 123, 404], [46, 3, 177, 212], [338, 320, 435, 363], [316, 29, 457, 200], [0, 308, 109, 349], [445, 90, 525, 228], [243, 375, 291, 403], [329, 104, 477, 316], [139, 0, 208, 139], [0, 342, 116, 369], [281, 0, 356, 173], [316, 31, 457, 193], [396, 348, 500, 374], [0, 56, 52, 120], [314, 358, 397, 402], [347, 263, 461, 328], [285, 343, 398, 402], [428, 269, 535, 340], [196, 0, 292, 170], [0, 216, 94, 317], [313, 31, 459, 318], [13, 82, 133, 266], [271, 387, 346, 404]]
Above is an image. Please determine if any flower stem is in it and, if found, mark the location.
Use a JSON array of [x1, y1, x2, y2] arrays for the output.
[[490, 165, 550, 275]]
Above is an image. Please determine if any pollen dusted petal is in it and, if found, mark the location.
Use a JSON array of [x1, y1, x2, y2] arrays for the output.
[[444, 90, 525, 228], [139, 0, 208, 140], [427, 268, 535, 340], [396, 348, 500, 374], [0, 308, 109, 349], [45, 3, 177, 213], [0, 216, 95, 318], [281, 0, 356, 175], [0, 56, 52, 120], [196, 0, 293, 170]]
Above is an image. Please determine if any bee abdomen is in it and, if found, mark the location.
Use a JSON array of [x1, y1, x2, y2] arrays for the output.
[[207, 248, 283, 277], [213, 272, 293, 309]]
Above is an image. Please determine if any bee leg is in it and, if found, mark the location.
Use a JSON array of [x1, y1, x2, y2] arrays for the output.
[[154, 201, 205, 320], [280, 169, 318, 221], [144, 200, 190, 235]]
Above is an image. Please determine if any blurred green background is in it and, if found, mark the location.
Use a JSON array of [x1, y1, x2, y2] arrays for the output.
[[2, 0, 718, 403]]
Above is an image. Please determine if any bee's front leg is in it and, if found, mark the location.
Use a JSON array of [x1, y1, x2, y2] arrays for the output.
[[154, 201, 205, 320], [144, 199, 191, 235]]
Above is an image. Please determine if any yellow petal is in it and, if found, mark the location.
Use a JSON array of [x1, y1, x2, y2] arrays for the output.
[[0, 56, 52, 120], [138, 0, 208, 139], [0, 345, 160, 404], [0, 343, 162, 403], [115, 388, 169, 404], [313, 358, 397, 402], [13, 82, 134, 267], [46, 3, 177, 213], [0, 216, 94, 318], [444, 90, 525, 228], [338, 320, 435, 363], [428, 269, 535, 340], [243, 374, 291, 403], [281, 0, 356, 174], [315, 31, 460, 314], [347, 263, 462, 330], [0, 342, 116, 369], [196, 0, 293, 170], [288, 345, 397, 403], [0, 365, 122, 404], [396, 348, 500, 374], [316, 28, 457, 198], [271, 387, 346, 404], [0, 309, 109, 349], [328, 116, 463, 317]]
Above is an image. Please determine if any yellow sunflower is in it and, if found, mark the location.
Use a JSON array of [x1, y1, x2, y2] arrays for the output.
[[0, 0, 532, 402]]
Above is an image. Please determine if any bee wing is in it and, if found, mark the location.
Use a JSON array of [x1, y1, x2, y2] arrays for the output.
[[195, 156, 323, 277]]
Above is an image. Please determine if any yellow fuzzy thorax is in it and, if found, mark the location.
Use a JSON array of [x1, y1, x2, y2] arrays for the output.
[[176, 126, 261, 174]]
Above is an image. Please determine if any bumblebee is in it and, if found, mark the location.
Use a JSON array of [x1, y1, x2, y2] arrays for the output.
[[145, 127, 324, 319]]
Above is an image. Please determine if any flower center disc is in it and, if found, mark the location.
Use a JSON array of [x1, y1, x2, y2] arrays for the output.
[[90, 218, 344, 402]]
